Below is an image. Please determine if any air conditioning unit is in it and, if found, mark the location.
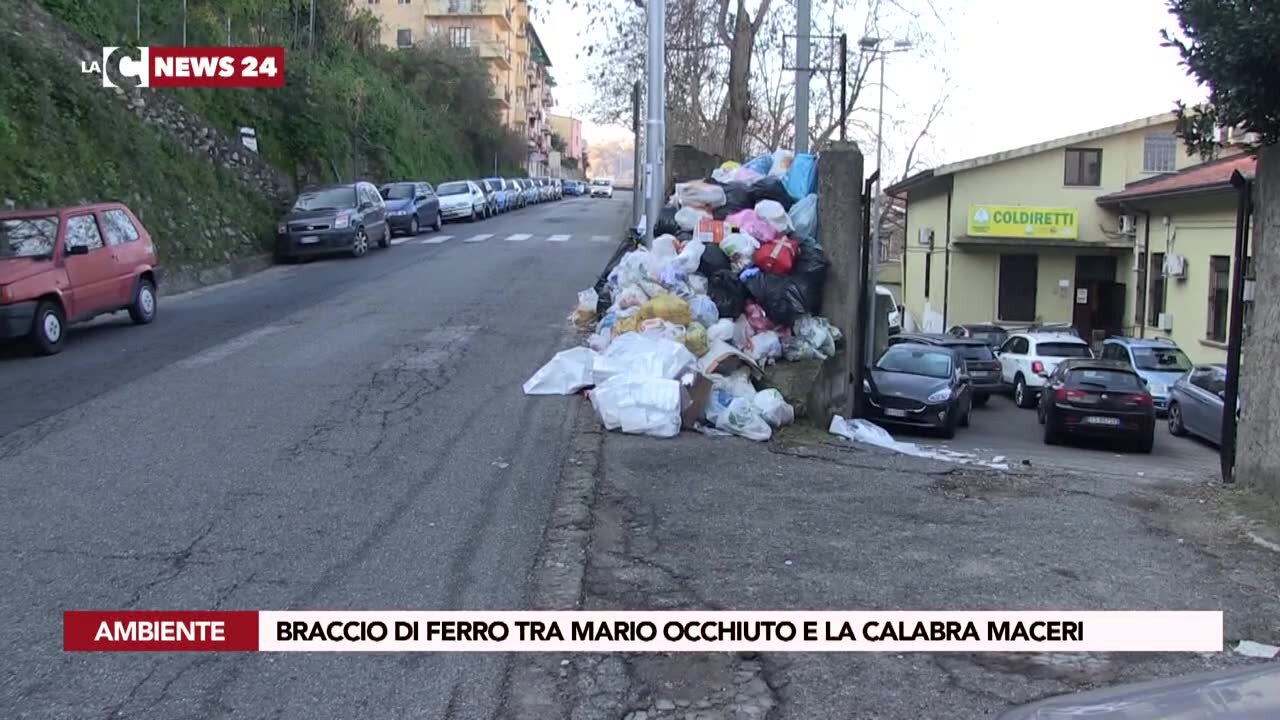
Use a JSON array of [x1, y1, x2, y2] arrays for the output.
[[918, 227, 934, 247], [1164, 253, 1187, 279], [1156, 312, 1174, 331], [1118, 214, 1136, 235]]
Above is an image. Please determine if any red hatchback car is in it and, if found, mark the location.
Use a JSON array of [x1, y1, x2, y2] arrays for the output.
[[0, 203, 159, 355]]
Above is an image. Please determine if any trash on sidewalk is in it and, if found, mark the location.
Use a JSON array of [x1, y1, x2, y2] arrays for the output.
[[525, 145, 841, 440], [828, 416, 1010, 469], [1234, 640, 1280, 659]]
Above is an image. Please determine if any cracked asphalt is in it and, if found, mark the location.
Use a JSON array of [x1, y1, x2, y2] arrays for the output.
[[0, 194, 631, 719]]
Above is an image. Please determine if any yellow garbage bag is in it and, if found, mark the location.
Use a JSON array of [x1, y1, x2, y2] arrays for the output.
[[720, 160, 742, 171], [639, 294, 693, 327], [682, 322, 709, 356], [614, 314, 642, 336]]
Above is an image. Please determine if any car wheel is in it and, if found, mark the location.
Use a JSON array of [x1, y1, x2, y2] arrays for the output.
[[378, 225, 391, 249], [351, 228, 369, 257], [1168, 402, 1188, 436], [1037, 404, 1046, 425], [1135, 429, 1155, 454], [128, 277, 157, 325], [1043, 414, 1061, 445], [409, 216, 419, 236], [30, 299, 65, 355], [468, 208, 477, 223], [959, 405, 970, 428], [972, 392, 989, 408], [938, 418, 957, 440], [434, 212, 443, 231], [1014, 375, 1035, 408]]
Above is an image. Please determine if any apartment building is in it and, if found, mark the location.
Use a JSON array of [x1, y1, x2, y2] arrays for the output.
[[887, 113, 1254, 363], [360, 0, 554, 174], [549, 114, 584, 163]]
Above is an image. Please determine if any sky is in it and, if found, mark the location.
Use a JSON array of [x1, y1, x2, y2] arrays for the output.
[[536, 0, 1208, 170]]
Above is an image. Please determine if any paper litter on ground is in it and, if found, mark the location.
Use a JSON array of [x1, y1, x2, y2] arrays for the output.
[[828, 416, 1011, 470]]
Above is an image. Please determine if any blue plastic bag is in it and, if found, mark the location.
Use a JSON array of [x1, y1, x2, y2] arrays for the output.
[[783, 153, 817, 200], [788, 194, 818, 246], [743, 154, 773, 176]]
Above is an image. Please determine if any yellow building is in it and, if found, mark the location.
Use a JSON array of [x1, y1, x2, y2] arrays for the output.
[[1096, 153, 1255, 363], [359, 0, 555, 172], [887, 113, 1207, 348]]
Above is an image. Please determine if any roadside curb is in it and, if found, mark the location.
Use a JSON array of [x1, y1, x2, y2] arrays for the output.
[[159, 253, 274, 297]]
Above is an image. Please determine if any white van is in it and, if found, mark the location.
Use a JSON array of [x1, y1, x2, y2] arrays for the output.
[[877, 285, 901, 334]]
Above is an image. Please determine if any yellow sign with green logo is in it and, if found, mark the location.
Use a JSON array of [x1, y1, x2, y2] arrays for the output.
[[967, 205, 1078, 239]]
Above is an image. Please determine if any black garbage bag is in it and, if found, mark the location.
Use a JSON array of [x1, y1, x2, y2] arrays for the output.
[[792, 244, 830, 305], [698, 242, 731, 275], [744, 275, 809, 325], [653, 205, 681, 237], [718, 182, 751, 216], [707, 270, 748, 319], [748, 176, 794, 210]]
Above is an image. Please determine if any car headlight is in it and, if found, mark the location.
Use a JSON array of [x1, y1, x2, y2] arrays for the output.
[[276, 223, 287, 235], [333, 213, 352, 229], [928, 388, 952, 403], [1149, 382, 1167, 396], [862, 379, 871, 394]]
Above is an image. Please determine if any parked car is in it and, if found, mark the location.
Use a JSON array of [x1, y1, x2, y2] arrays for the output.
[[888, 333, 1002, 406], [863, 342, 973, 439], [277, 182, 389, 261], [436, 180, 488, 222], [379, 181, 441, 237], [551, 178, 564, 199], [563, 180, 584, 196], [996, 331, 1094, 408], [591, 178, 615, 198], [1038, 358, 1156, 452], [535, 177, 553, 202], [483, 177, 512, 213], [1099, 336, 1193, 415], [515, 178, 536, 206], [1168, 364, 1236, 445], [477, 179, 500, 218], [0, 203, 159, 355], [947, 323, 1010, 349]]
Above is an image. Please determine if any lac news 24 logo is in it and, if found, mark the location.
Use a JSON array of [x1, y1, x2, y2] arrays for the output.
[[81, 46, 285, 88]]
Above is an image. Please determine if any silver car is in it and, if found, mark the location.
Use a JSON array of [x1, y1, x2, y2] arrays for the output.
[[1167, 363, 1236, 445]]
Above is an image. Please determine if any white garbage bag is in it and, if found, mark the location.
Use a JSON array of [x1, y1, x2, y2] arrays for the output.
[[592, 373, 683, 438], [720, 233, 759, 263], [523, 347, 599, 395], [675, 206, 709, 231], [676, 181, 727, 209], [753, 388, 795, 428], [768, 149, 795, 177], [704, 388, 772, 441], [706, 318, 735, 343], [746, 330, 782, 364], [754, 200, 793, 232], [591, 333, 698, 385], [689, 295, 720, 328], [652, 234, 679, 259]]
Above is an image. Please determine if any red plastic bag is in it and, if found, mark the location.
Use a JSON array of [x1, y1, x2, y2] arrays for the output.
[[754, 237, 798, 274]]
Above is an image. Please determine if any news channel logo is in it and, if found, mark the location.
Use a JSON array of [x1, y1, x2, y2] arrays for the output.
[[80, 47, 151, 88]]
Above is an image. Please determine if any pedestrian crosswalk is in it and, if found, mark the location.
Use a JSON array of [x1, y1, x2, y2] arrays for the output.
[[407, 232, 617, 246]]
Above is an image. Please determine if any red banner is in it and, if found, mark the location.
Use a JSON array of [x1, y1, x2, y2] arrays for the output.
[[64, 611, 259, 652], [148, 46, 285, 88]]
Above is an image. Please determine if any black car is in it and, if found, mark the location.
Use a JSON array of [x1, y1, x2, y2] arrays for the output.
[[379, 181, 441, 237], [864, 342, 973, 439], [889, 333, 1002, 406], [947, 323, 1010, 349], [276, 182, 389, 261], [1038, 359, 1156, 452]]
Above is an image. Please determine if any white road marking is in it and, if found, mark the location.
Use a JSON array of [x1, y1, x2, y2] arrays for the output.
[[463, 234, 492, 243], [505, 233, 532, 242], [545, 234, 570, 242], [178, 325, 287, 368], [419, 235, 453, 244], [390, 236, 410, 246], [590, 235, 613, 243]]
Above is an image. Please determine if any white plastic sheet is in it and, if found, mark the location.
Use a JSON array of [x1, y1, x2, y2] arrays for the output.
[[590, 333, 697, 385], [523, 347, 599, 395], [828, 416, 1010, 469], [591, 373, 683, 438]]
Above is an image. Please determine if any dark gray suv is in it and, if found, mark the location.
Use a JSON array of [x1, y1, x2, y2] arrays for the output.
[[275, 182, 389, 261]]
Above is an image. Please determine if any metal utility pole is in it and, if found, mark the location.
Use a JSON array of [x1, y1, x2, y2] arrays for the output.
[[794, 0, 811, 153], [643, 0, 666, 242], [226, 16, 232, 45], [135, 1, 141, 43], [182, 0, 187, 46], [838, 33, 847, 141], [632, 80, 644, 232], [309, 0, 317, 53], [1221, 169, 1253, 483]]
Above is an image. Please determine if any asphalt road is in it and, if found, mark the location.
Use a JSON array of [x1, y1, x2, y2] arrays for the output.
[[905, 391, 1222, 482], [0, 193, 630, 718]]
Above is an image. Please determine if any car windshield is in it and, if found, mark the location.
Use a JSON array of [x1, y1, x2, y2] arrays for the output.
[[293, 187, 355, 211], [876, 347, 953, 379], [484, 178, 503, 188], [947, 344, 995, 362], [1038, 342, 1092, 358], [437, 182, 469, 196], [1133, 347, 1193, 371], [380, 184, 415, 200], [1066, 368, 1143, 391], [0, 216, 59, 258], [592, 179, 610, 186]]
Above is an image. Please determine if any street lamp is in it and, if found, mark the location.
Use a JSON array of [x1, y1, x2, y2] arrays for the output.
[[859, 35, 913, 363]]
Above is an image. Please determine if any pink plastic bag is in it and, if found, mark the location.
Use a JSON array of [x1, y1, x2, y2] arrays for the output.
[[744, 301, 777, 334], [725, 209, 779, 243]]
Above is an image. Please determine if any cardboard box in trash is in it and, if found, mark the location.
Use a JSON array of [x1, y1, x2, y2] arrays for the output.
[[695, 218, 740, 245], [679, 372, 712, 431], [677, 343, 763, 430]]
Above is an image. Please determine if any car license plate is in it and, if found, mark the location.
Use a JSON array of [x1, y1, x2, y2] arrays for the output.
[[1084, 416, 1121, 426], [885, 408, 907, 418], [299, 235, 319, 244]]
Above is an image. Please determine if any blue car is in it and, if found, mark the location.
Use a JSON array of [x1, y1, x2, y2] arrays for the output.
[[378, 181, 442, 236], [1098, 337, 1195, 415], [483, 177, 512, 213]]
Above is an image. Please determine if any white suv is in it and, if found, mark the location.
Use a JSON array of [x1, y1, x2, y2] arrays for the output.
[[996, 332, 1095, 408], [590, 178, 614, 198]]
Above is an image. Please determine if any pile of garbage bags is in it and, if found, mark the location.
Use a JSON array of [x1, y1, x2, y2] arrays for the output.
[[524, 148, 842, 442]]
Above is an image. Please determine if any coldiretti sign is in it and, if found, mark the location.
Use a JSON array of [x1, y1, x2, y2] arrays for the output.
[[967, 205, 1079, 239]]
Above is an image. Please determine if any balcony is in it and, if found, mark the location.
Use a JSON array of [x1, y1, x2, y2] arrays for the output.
[[491, 85, 511, 108], [473, 37, 511, 68], [428, 0, 513, 31]]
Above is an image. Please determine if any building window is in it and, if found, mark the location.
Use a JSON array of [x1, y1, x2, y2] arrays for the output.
[[448, 27, 471, 47], [1143, 134, 1177, 173], [399, 0, 411, 4], [998, 254, 1038, 321], [1207, 255, 1230, 341], [1064, 148, 1102, 186], [396, 28, 413, 48], [1148, 252, 1165, 325]]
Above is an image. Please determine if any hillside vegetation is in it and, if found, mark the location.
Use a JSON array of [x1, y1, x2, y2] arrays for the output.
[[0, 0, 525, 271]]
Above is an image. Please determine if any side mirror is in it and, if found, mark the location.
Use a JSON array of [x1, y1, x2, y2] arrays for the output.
[[65, 244, 90, 256], [1217, 390, 1226, 399]]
